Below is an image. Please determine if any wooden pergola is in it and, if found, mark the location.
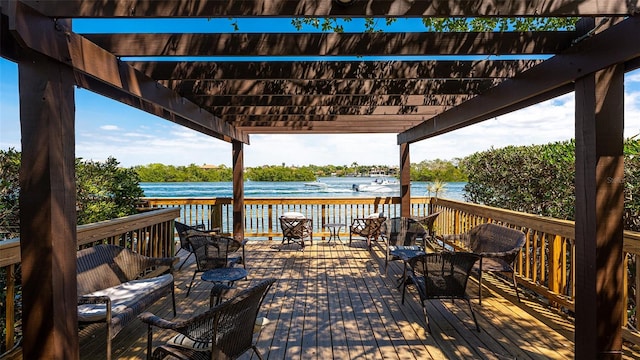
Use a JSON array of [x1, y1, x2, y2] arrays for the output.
[[1, 0, 639, 358]]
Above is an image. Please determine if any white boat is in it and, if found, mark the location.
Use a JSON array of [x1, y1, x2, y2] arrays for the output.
[[304, 181, 328, 188], [370, 177, 397, 186], [352, 177, 398, 193]]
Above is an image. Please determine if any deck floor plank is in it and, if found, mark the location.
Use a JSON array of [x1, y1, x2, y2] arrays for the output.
[[78, 239, 640, 359]]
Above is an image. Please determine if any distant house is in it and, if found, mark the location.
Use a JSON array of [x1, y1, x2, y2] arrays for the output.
[[200, 164, 218, 169]]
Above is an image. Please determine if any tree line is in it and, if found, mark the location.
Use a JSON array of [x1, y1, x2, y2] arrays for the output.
[[132, 160, 468, 183]]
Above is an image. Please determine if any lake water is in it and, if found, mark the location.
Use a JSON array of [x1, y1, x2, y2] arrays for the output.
[[140, 177, 467, 201]]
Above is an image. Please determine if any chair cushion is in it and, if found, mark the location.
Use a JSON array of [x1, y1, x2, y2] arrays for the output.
[[366, 212, 384, 219], [78, 274, 173, 322], [167, 333, 212, 351], [282, 211, 305, 219]]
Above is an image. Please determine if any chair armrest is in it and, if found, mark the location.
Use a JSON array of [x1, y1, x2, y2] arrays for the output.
[[478, 246, 523, 265], [138, 312, 184, 331]]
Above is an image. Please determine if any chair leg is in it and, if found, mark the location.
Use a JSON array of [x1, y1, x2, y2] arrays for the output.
[[186, 271, 198, 297], [512, 270, 521, 302], [422, 301, 431, 333], [171, 287, 177, 316], [467, 299, 480, 332], [106, 324, 112, 360], [401, 279, 408, 304], [177, 252, 193, 270], [478, 269, 483, 306], [252, 345, 264, 360], [146, 324, 153, 360]]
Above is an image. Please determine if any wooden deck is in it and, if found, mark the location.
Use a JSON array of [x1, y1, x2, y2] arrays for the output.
[[80, 238, 639, 359]]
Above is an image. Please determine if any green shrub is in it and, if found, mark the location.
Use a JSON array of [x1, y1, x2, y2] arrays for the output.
[[461, 138, 640, 231]]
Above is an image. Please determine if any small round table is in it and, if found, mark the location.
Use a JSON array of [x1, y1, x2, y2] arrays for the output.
[[202, 267, 248, 306], [324, 223, 346, 244]]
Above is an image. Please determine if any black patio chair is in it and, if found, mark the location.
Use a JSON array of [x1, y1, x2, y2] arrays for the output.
[[441, 223, 526, 304], [174, 221, 220, 270], [139, 278, 276, 360], [383, 217, 425, 274], [185, 233, 247, 296], [402, 252, 481, 332], [412, 211, 442, 249]]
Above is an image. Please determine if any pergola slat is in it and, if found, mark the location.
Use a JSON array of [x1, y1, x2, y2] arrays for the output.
[[196, 94, 472, 107], [85, 32, 577, 57], [129, 60, 540, 81], [212, 105, 449, 117], [223, 114, 436, 122], [21, 0, 636, 17], [177, 79, 499, 96]]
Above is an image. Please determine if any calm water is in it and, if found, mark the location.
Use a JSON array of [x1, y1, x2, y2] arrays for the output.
[[140, 177, 466, 201]]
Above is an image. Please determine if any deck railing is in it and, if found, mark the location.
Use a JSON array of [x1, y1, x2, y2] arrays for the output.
[[142, 196, 432, 239], [0, 207, 179, 354]]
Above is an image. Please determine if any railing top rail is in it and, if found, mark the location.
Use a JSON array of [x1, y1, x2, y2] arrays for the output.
[[432, 198, 576, 238], [0, 208, 180, 267], [0, 238, 20, 267], [143, 196, 420, 205], [78, 208, 179, 246]]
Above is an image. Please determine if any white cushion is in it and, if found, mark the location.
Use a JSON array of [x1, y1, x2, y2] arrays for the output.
[[77, 274, 173, 322], [282, 211, 306, 219], [167, 333, 212, 351], [366, 212, 382, 219]]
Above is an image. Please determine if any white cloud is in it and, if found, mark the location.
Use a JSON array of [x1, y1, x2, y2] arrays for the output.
[[100, 125, 120, 131]]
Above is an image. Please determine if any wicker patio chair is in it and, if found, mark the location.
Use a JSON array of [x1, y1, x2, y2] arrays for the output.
[[383, 217, 425, 273], [402, 252, 481, 332], [139, 278, 276, 360], [185, 233, 247, 296], [279, 212, 313, 250], [441, 223, 526, 305], [174, 221, 220, 270], [349, 213, 386, 249], [412, 211, 441, 249]]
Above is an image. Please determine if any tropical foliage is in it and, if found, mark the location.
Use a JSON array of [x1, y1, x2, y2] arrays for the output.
[[0, 149, 20, 240], [133, 163, 232, 182], [245, 165, 316, 181], [290, 16, 577, 33], [461, 138, 640, 231], [76, 157, 144, 225], [411, 159, 467, 182], [0, 150, 145, 239]]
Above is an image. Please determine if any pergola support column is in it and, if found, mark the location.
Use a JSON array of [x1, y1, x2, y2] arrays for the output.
[[574, 64, 625, 359], [18, 51, 79, 359], [232, 140, 245, 239], [399, 142, 411, 217]]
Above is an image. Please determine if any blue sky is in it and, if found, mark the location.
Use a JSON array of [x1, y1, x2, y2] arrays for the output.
[[1, 18, 640, 168]]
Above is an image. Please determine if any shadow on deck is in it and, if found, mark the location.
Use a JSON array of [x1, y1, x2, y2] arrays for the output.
[[79, 238, 639, 359]]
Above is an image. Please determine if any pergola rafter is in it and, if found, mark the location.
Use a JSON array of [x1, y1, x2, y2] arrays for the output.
[[84, 31, 577, 57]]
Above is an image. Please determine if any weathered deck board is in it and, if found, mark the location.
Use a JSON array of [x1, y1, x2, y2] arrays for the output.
[[79, 239, 640, 359]]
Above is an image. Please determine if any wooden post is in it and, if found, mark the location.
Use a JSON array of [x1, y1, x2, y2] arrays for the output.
[[575, 63, 625, 359], [18, 50, 79, 359], [399, 142, 411, 217], [232, 140, 245, 240]]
